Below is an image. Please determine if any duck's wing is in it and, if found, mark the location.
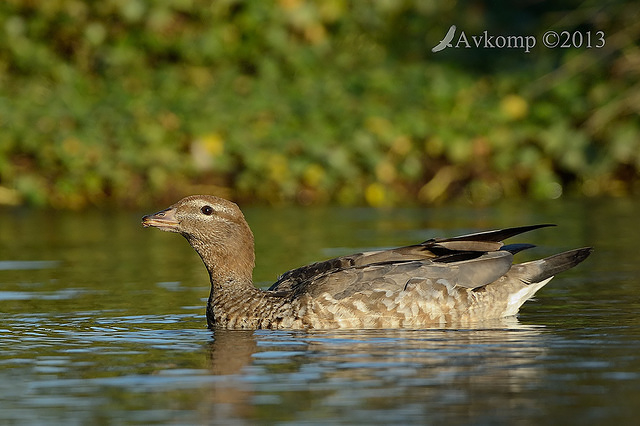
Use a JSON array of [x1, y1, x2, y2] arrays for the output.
[[268, 224, 552, 293], [292, 250, 515, 300]]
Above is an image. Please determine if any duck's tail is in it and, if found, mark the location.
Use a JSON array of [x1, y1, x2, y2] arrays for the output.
[[516, 247, 593, 285], [500, 247, 592, 317]]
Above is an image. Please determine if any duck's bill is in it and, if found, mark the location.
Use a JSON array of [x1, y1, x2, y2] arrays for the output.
[[142, 208, 180, 232]]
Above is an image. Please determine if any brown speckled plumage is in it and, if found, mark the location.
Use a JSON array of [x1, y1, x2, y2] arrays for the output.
[[142, 195, 592, 330]]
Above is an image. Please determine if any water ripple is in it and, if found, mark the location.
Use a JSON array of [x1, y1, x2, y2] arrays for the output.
[[0, 260, 60, 271]]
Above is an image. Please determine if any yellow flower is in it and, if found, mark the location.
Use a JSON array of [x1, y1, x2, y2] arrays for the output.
[[365, 182, 387, 207], [500, 94, 528, 120], [190, 134, 224, 171], [202, 134, 224, 156], [303, 164, 325, 188]]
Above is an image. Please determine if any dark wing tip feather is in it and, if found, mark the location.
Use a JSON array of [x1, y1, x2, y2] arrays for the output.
[[501, 243, 537, 254], [421, 224, 554, 255], [433, 224, 556, 244]]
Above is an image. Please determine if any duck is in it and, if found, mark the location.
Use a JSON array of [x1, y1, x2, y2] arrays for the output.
[[142, 195, 592, 329]]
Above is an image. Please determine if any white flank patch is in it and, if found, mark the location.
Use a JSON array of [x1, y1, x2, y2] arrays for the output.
[[504, 277, 554, 317]]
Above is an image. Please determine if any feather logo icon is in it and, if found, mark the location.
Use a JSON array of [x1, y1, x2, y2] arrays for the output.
[[432, 25, 456, 52]]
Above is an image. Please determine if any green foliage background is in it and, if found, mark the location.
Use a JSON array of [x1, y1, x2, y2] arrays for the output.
[[0, 0, 638, 208]]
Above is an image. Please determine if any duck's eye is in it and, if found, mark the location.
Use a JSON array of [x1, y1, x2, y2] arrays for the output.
[[201, 205, 214, 216]]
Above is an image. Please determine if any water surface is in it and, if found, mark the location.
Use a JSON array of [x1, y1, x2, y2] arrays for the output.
[[1, 198, 639, 424]]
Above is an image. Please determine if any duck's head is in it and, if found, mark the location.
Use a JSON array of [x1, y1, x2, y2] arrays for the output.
[[142, 195, 255, 284]]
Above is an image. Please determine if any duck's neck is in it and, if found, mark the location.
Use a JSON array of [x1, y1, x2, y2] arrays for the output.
[[185, 231, 256, 287], [205, 276, 266, 328], [185, 235, 264, 327]]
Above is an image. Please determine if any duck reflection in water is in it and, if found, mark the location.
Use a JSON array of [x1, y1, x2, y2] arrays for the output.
[[203, 319, 549, 422]]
